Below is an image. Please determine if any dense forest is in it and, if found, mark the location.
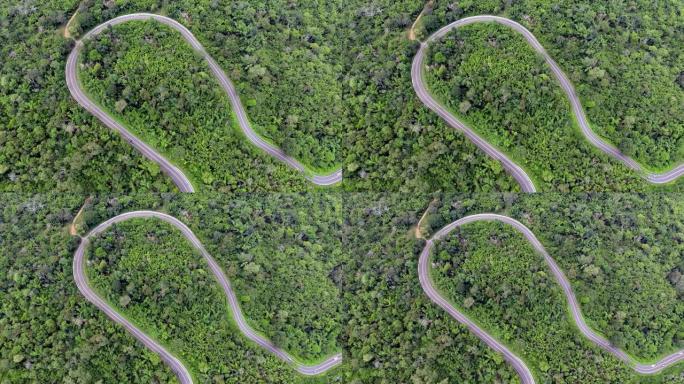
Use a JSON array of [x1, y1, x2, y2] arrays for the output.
[[420, 193, 684, 363], [79, 193, 349, 381], [85, 197, 345, 364], [420, 0, 684, 171], [430, 221, 663, 382], [342, 192, 684, 383], [1, 0, 175, 192], [1, 0, 327, 193], [66, 0, 515, 192], [3, 192, 684, 382], [0, 194, 178, 382], [424, 23, 655, 191], [1, 193, 348, 383], [3, 1, 680, 191], [347, 0, 682, 189], [87, 217, 342, 381], [2, 0, 684, 381], [340, 193, 521, 383], [79, 21, 310, 191]]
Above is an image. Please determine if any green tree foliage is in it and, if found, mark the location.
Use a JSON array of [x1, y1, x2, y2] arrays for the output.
[[4, 192, 684, 382], [87, 218, 339, 382], [79, 21, 309, 191], [0, 194, 177, 382], [421, 192, 684, 381], [339, 193, 520, 383], [423, 0, 684, 171], [1, 192, 350, 383], [431, 221, 642, 382], [0, 0, 523, 193], [424, 23, 657, 191], [1, 1, 682, 192], [341, 192, 684, 383], [0, 1, 175, 192]]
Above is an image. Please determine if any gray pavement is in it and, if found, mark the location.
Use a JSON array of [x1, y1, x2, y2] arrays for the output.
[[421, 213, 684, 384], [66, 14, 343, 192], [74, 211, 343, 383], [414, 15, 684, 192]]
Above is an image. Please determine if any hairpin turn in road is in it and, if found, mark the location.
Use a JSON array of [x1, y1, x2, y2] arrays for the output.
[[413, 15, 684, 192], [66, 13, 343, 192], [420, 213, 684, 384], [74, 211, 343, 383]]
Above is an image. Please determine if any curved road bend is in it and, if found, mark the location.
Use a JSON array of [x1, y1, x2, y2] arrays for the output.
[[74, 211, 343, 383], [412, 42, 536, 193], [414, 15, 684, 192], [66, 13, 343, 192], [421, 213, 684, 384]]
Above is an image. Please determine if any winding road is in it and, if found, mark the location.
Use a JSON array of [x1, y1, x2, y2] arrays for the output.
[[66, 11, 684, 383], [66, 13, 343, 192], [413, 15, 684, 192], [420, 213, 684, 384], [74, 211, 343, 383]]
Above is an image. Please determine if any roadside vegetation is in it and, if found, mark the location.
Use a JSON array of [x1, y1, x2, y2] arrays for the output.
[[343, 192, 684, 383], [80, 193, 348, 378], [2, 1, 682, 192], [430, 221, 659, 382], [340, 193, 521, 383], [422, 193, 684, 378], [0, 194, 177, 382], [71, 0, 515, 193], [1, 0, 519, 193], [424, 23, 653, 191], [79, 20, 309, 191], [0, 0, 175, 192], [193, 195, 345, 362], [0, 193, 348, 383], [422, 0, 684, 172], [86, 218, 340, 381], [3, 192, 684, 382]]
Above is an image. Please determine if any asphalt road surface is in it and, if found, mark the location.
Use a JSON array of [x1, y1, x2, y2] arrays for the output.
[[420, 213, 684, 384], [74, 211, 343, 383], [413, 15, 684, 192], [66, 13, 343, 192]]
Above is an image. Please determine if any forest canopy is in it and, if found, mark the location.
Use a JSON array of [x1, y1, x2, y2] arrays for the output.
[[3, 192, 684, 382], [4, 0, 681, 192]]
